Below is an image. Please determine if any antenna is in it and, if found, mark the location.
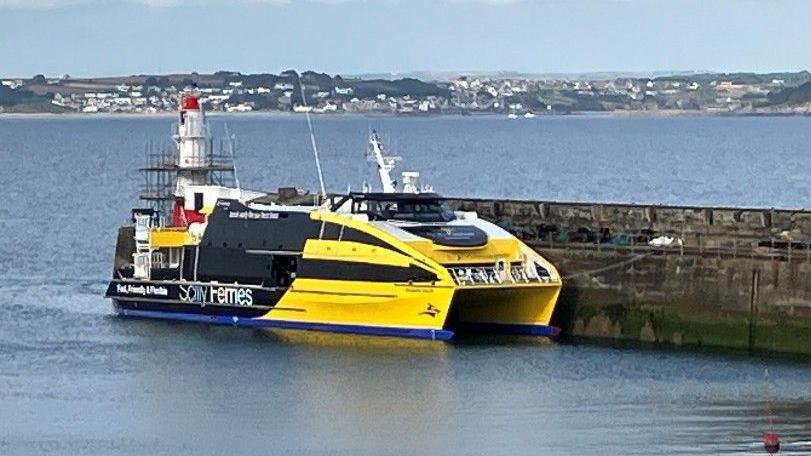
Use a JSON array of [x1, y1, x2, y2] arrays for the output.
[[296, 73, 327, 198]]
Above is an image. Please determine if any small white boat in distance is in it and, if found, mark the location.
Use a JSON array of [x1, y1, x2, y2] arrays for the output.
[[507, 113, 519, 119], [524, 112, 536, 119]]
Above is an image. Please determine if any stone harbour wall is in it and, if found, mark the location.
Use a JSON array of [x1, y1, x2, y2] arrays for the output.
[[450, 198, 811, 356]]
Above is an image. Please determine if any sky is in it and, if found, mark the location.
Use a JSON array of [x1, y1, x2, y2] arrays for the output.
[[0, 0, 809, 77]]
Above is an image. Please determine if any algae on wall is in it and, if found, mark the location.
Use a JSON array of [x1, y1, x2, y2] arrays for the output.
[[548, 249, 811, 356]]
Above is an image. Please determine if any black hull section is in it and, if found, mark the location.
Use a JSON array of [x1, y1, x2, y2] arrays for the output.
[[113, 299, 271, 318], [106, 279, 284, 318]]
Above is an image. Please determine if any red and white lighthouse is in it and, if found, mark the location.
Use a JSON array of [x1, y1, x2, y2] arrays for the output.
[[139, 88, 244, 229], [171, 91, 211, 227], [175, 92, 208, 180]]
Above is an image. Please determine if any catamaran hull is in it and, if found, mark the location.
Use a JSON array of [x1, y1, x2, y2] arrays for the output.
[[450, 285, 562, 336], [114, 303, 456, 340], [107, 279, 559, 341]]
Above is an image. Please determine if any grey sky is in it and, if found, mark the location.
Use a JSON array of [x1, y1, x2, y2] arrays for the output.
[[0, 0, 808, 77]]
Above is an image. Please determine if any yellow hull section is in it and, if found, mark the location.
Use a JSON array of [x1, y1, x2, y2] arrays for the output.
[[259, 277, 560, 338], [452, 283, 562, 327], [266, 278, 456, 332], [257, 211, 564, 338]]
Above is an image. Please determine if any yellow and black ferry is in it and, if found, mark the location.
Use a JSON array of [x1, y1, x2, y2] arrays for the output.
[[105, 94, 562, 340]]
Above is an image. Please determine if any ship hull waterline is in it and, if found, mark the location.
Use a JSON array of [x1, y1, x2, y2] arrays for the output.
[[107, 279, 560, 341]]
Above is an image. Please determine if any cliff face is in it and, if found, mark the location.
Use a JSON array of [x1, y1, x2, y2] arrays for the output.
[[450, 198, 811, 355]]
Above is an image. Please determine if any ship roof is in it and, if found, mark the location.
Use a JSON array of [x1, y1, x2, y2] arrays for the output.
[[341, 192, 445, 201]]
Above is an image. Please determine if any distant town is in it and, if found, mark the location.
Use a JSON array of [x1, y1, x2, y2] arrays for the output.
[[3, 70, 811, 115]]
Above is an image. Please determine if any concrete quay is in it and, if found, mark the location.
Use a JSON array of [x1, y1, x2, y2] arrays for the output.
[[451, 198, 811, 355]]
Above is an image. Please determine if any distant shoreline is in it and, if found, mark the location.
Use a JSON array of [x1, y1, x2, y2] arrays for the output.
[[1, 110, 810, 119]]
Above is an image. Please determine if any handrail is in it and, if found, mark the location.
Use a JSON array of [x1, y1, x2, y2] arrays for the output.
[[527, 237, 811, 263]]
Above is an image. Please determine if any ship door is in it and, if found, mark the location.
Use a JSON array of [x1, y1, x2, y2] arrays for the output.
[[194, 192, 204, 211], [133, 252, 151, 279], [133, 212, 153, 243]]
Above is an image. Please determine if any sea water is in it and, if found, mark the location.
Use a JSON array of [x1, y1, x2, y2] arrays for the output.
[[1, 114, 810, 455]]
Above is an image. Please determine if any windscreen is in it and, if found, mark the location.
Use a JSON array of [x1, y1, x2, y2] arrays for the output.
[[366, 199, 456, 222]]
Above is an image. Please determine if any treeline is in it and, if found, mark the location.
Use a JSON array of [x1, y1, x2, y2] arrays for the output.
[[0, 85, 60, 112], [136, 70, 449, 99], [768, 81, 811, 105], [654, 71, 811, 86]]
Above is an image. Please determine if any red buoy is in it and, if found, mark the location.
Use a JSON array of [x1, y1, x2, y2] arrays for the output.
[[763, 431, 780, 454]]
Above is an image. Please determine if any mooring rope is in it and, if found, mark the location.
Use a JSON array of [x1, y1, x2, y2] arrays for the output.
[[561, 252, 655, 280]]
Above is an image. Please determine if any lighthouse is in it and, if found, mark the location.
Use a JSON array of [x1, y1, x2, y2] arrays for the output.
[[170, 91, 215, 227], [139, 89, 245, 229], [174, 91, 209, 194]]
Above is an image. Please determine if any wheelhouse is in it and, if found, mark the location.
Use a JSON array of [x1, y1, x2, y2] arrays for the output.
[[328, 192, 457, 223]]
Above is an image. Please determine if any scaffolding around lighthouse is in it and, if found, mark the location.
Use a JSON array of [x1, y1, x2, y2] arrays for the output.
[[139, 92, 238, 221]]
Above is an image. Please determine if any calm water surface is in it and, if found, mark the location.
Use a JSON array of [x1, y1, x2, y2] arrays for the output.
[[1, 115, 810, 455]]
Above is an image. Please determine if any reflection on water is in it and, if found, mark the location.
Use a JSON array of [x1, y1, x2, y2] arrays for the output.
[[259, 328, 452, 353], [2, 116, 811, 454], [1, 284, 811, 455], [674, 401, 811, 455]]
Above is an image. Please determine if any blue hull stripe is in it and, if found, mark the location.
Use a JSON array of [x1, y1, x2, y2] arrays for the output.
[[116, 308, 455, 341], [457, 322, 561, 337]]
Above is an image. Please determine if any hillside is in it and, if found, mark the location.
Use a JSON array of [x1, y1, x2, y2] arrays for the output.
[[767, 80, 811, 105], [0, 85, 67, 113]]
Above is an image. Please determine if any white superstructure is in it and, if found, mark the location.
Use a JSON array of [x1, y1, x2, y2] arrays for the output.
[[367, 130, 398, 193], [365, 130, 432, 194]]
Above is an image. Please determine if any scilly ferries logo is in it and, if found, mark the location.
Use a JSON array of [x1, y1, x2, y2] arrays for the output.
[[179, 284, 254, 306], [419, 303, 441, 318]]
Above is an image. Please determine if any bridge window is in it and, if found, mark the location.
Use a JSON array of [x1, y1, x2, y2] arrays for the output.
[[366, 199, 456, 223]]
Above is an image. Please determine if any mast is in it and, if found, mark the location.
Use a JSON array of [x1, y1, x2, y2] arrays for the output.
[[368, 130, 397, 193], [295, 73, 327, 198]]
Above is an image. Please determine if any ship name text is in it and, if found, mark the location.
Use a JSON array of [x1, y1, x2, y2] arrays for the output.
[[179, 284, 254, 306]]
